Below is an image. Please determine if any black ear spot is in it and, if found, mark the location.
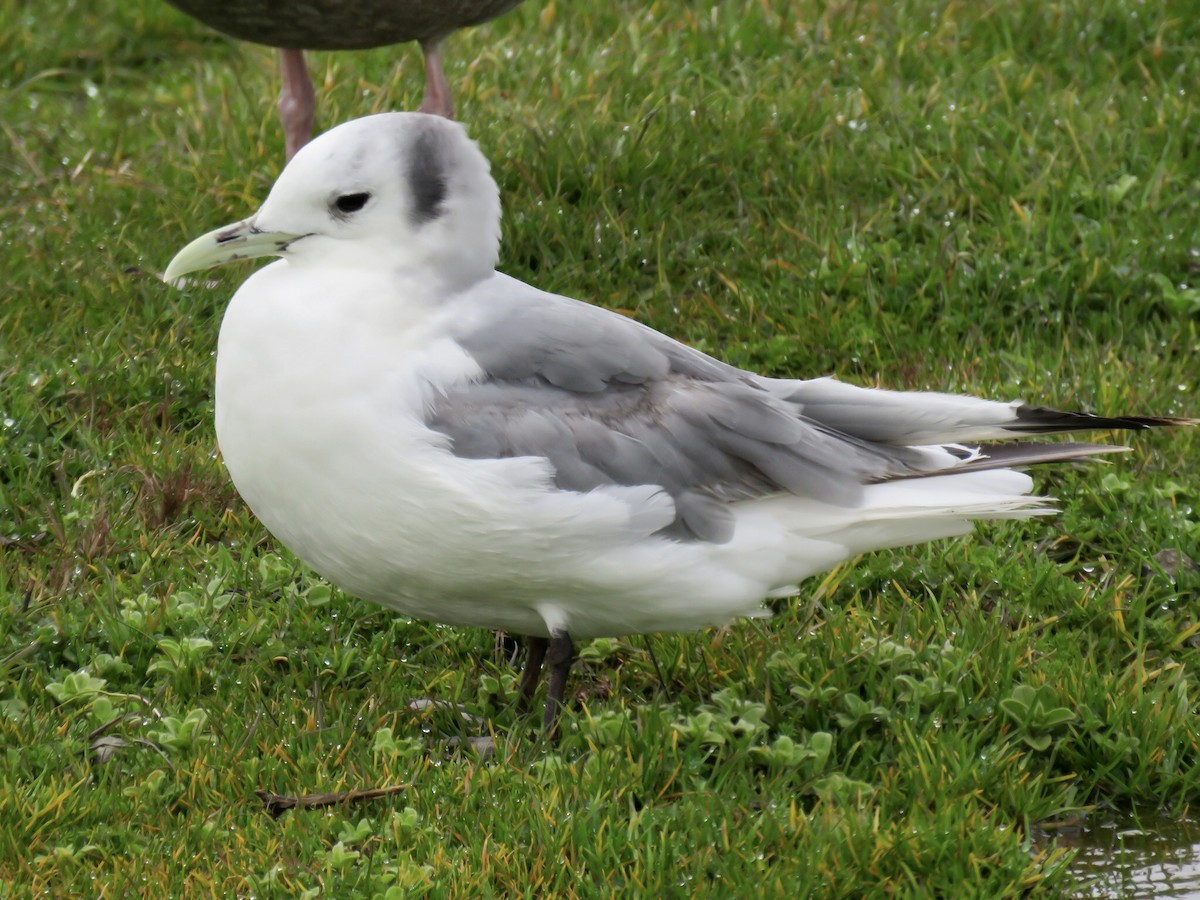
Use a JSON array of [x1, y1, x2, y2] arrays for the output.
[[407, 127, 449, 226]]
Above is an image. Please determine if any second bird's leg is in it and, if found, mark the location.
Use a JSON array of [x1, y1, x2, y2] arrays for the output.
[[418, 39, 454, 119], [278, 49, 316, 160]]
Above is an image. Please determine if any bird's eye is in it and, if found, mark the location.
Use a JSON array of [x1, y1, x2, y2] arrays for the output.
[[334, 192, 371, 214]]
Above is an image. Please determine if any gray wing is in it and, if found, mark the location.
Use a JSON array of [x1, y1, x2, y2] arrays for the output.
[[433, 277, 1190, 543], [447, 285, 739, 390], [433, 279, 938, 542], [773, 377, 1193, 444]]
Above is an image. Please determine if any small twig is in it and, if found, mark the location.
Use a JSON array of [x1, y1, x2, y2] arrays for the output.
[[87, 711, 140, 742], [255, 784, 409, 819]]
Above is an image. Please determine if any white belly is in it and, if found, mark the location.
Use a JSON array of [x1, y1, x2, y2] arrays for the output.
[[212, 264, 779, 638]]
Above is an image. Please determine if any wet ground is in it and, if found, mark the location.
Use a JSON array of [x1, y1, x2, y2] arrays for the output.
[[1062, 813, 1200, 898]]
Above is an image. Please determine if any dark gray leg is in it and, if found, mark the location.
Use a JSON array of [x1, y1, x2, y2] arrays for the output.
[[515, 635, 548, 715], [543, 632, 575, 735]]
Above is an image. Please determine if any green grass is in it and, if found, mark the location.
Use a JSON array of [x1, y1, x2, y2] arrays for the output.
[[3, 0, 1199, 895]]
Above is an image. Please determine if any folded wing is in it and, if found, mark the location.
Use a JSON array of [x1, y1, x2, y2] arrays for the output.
[[429, 275, 1191, 543]]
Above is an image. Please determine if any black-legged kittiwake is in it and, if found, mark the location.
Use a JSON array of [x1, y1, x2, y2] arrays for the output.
[[163, 112, 1194, 733]]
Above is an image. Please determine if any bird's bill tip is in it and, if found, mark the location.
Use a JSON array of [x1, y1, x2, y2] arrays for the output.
[[162, 217, 303, 284]]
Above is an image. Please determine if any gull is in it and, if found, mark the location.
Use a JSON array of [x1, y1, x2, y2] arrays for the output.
[[164, 112, 1192, 734], [165, 0, 524, 158]]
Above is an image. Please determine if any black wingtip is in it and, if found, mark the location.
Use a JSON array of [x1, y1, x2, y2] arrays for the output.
[[1010, 406, 1198, 435]]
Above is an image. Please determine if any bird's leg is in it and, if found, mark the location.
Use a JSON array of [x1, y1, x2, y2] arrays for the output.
[[515, 635, 548, 715], [278, 49, 316, 160], [418, 38, 455, 119], [542, 632, 576, 736]]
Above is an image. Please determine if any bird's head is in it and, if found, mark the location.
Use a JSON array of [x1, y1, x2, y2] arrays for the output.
[[164, 112, 502, 291]]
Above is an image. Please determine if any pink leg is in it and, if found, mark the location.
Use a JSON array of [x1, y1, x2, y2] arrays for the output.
[[278, 49, 315, 160], [418, 39, 454, 119]]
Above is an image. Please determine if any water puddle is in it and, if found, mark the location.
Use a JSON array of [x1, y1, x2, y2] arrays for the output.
[[1057, 812, 1200, 898]]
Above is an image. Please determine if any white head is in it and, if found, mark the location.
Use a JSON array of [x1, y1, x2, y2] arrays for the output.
[[164, 113, 502, 292]]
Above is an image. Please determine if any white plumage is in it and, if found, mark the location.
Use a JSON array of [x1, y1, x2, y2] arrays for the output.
[[164, 112, 1189, 728]]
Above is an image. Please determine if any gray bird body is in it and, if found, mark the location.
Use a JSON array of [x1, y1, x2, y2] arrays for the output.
[[165, 0, 523, 50]]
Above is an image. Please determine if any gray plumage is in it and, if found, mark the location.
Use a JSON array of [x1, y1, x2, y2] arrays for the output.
[[165, 0, 524, 51], [429, 281, 1192, 543], [773, 378, 1185, 445]]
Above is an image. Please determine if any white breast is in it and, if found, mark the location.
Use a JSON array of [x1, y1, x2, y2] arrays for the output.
[[212, 263, 699, 637]]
